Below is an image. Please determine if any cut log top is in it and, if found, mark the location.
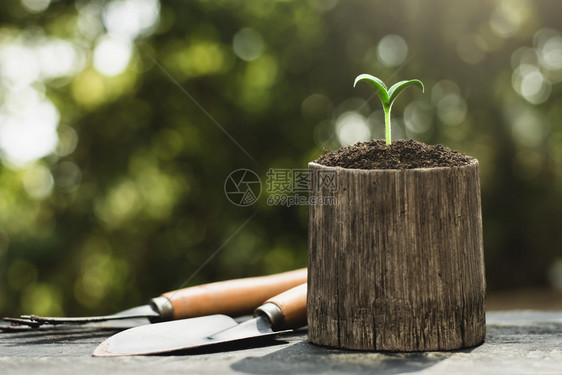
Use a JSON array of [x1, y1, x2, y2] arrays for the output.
[[309, 157, 479, 173]]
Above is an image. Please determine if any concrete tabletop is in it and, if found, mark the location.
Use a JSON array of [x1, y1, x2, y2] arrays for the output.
[[1, 310, 561, 375]]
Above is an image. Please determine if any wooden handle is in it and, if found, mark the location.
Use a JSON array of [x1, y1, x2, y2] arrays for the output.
[[260, 283, 307, 330], [160, 268, 307, 320]]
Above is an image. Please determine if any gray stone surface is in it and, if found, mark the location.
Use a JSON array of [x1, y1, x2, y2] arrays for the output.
[[1, 311, 561, 375]]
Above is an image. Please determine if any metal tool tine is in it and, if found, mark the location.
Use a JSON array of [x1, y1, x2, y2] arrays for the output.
[[2, 317, 42, 328]]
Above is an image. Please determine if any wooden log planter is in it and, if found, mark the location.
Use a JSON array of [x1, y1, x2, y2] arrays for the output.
[[307, 159, 486, 351]]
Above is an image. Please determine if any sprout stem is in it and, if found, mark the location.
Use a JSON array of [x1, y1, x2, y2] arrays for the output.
[[384, 106, 392, 145]]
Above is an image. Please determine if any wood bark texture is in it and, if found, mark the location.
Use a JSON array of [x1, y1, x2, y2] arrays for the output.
[[307, 160, 486, 351]]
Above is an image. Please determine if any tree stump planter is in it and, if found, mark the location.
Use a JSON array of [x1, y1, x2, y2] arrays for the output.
[[307, 157, 486, 352]]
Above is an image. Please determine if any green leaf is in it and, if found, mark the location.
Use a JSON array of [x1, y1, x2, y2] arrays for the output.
[[353, 74, 425, 145], [388, 79, 424, 107], [353, 74, 389, 106]]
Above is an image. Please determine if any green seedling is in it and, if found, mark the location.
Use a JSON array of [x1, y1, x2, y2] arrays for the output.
[[353, 74, 424, 145]]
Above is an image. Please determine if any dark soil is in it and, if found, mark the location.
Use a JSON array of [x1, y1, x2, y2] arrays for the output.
[[315, 139, 474, 170]]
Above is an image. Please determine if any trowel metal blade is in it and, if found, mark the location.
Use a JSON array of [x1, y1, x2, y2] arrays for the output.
[[93, 314, 238, 356], [93, 314, 289, 356]]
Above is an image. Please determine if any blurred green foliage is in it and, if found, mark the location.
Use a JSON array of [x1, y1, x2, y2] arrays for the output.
[[1, 0, 562, 316]]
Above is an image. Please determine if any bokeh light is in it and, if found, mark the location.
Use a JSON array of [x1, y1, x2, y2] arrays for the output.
[[22, 163, 54, 200], [512, 64, 551, 104], [509, 107, 546, 148], [36, 38, 84, 80], [377, 34, 408, 67], [0, 88, 59, 167], [20, 0, 50, 13], [404, 100, 433, 136], [335, 111, 371, 146], [0, 44, 40, 90], [233, 28, 265, 62], [93, 36, 133, 77], [431, 80, 468, 126], [537, 31, 562, 70], [489, 0, 531, 38], [21, 283, 62, 316], [102, 0, 160, 40], [54, 161, 82, 193], [535, 29, 562, 83]]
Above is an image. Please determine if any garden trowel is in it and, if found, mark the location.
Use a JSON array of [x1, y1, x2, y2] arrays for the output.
[[93, 283, 307, 356], [3, 268, 307, 328]]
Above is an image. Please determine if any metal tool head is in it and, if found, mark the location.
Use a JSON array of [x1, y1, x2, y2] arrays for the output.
[[93, 314, 239, 356], [93, 314, 290, 356], [3, 304, 160, 328], [2, 317, 43, 329]]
